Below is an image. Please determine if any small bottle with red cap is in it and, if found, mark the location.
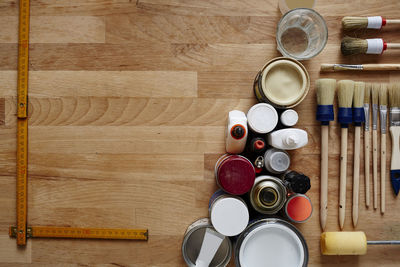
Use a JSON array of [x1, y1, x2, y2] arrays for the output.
[[226, 110, 248, 154]]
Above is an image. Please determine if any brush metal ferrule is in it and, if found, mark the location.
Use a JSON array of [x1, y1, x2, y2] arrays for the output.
[[335, 64, 363, 71], [364, 104, 370, 131], [372, 104, 378, 130], [380, 105, 387, 133], [390, 107, 400, 127]]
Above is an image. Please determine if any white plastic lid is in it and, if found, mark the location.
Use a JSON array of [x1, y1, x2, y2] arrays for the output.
[[247, 103, 278, 134], [280, 109, 298, 127], [239, 223, 304, 267], [210, 197, 249, 237]]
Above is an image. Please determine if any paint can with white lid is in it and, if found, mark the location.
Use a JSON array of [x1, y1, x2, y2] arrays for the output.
[[249, 175, 287, 215], [182, 218, 232, 267], [264, 148, 291, 174], [214, 154, 255, 195], [247, 103, 278, 134], [280, 109, 299, 127], [234, 218, 308, 267], [209, 190, 249, 237]]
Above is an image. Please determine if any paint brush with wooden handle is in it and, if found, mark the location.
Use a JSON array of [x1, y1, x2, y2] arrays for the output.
[[379, 84, 388, 214], [364, 83, 372, 208], [342, 16, 400, 30], [320, 64, 400, 72], [389, 83, 400, 195], [372, 84, 380, 209], [341, 37, 400, 56], [337, 80, 354, 230], [316, 79, 336, 230], [352, 82, 365, 227]]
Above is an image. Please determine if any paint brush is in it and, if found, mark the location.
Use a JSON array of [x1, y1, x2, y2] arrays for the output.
[[338, 80, 354, 230], [320, 64, 400, 72], [372, 84, 380, 210], [364, 83, 372, 208], [352, 82, 365, 227], [379, 84, 388, 214], [389, 83, 400, 195], [342, 16, 400, 30], [341, 37, 400, 56], [316, 79, 336, 230]]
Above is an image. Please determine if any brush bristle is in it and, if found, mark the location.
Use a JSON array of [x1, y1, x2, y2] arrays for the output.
[[379, 84, 388, 106], [316, 79, 336, 105], [364, 83, 371, 104], [342, 17, 369, 30], [389, 83, 400, 108], [341, 37, 368, 56], [353, 82, 365, 108], [338, 80, 354, 108], [371, 83, 380, 105]]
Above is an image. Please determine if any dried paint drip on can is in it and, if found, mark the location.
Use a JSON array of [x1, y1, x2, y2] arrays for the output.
[[209, 190, 249, 237], [253, 57, 310, 109], [247, 103, 278, 134], [282, 170, 311, 194], [215, 154, 255, 195], [182, 218, 232, 267], [264, 148, 290, 174], [249, 176, 287, 214], [284, 194, 313, 223], [235, 218, 308, 267]]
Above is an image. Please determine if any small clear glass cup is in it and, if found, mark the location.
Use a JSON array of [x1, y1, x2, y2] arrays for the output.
[[276, 8, 328, 60]]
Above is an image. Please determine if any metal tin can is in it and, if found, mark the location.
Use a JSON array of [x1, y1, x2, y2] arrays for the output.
[[249, 175, 287, 214], [234, 218, 308, 267], [264, 148, 291, 174], [284, 194, 313, 223], [215, 154, 255, 195], [253, 57, 310, 109], [182, 218, 232, 267], [209, 190, 249, 237]]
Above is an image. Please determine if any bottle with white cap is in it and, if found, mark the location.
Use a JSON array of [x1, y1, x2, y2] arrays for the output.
[[280, 109, 299, 127], [268, 128, 308, 150], [226, 110, 248, 154]]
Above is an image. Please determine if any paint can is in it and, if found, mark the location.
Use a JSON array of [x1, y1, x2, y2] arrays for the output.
[[253, 57, 310, 109], [264, 148, 291, 174], [284, 194, 313, 223], [280, 109, 299, 127], [249, 176, 287, 214], [182, 218, 232, 267], [214, 154, 255, 195], [234, 218, 308, 267], [247, 103, 278, 134], [209, 190, 249, 237]]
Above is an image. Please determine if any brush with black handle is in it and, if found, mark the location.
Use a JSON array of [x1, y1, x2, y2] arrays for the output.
[[338, 80, 354, 230]]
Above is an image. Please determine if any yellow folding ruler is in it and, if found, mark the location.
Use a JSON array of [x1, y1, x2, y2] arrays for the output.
[[10, 0, 148, 245]]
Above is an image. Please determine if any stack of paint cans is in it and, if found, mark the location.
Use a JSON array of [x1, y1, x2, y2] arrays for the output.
[[182, 59, 313, 267]]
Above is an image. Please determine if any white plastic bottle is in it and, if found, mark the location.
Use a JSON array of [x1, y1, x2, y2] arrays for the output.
[[226, 110, 248, 154], [268, 128, 308, 150]]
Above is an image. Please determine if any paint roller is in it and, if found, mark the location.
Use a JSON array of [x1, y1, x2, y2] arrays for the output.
[[321, 232, 400, 255]]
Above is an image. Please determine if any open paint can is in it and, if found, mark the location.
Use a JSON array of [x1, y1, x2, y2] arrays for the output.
[[234, 218, 308, 267], [182, 218, 232, 267], [284, 194, 313, 223], [209, 190, 249, 237], [249, 176, 287, 214], [215, 154, 255, 195], [253, 57, 310, 109]]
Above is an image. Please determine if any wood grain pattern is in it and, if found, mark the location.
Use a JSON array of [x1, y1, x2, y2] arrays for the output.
[[1, 0, 400, 266]]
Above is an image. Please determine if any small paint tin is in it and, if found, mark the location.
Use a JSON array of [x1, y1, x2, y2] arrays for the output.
[[284, 194, 313, 223], [280, 109, 299, 127], [215, 154, 255, 195], [264, 148, 290, 174], [182, 218, 232, 267], [247, 103, 278, 134], [209, 190, 249, 237], [282, 170, 311, 194], [234, 218, 308, 267], [253, 57, 310, 109], [249, 176, 287, 214]]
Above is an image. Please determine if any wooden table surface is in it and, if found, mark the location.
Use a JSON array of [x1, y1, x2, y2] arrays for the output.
[[1, 0, 400, 266]]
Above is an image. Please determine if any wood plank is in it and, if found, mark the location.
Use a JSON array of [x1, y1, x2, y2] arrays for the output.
[[0, 236, 31, 263], [5, 97, 252, 126], [0, 71, 197, 98], [0, 98, 4, 126], [0, 16, 105, 43]]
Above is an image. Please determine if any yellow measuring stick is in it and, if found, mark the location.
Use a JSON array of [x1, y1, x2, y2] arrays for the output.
[[10, 0, 148, 245]]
